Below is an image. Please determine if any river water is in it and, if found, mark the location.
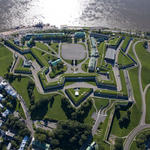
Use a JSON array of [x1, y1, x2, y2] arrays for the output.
[[0, 0, 150, 31]]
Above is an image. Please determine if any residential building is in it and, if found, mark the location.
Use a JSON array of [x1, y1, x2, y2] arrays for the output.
[[5, 85, 17, 98], [5, 130, 15, 140], [7, 142, 12, 150], [19, 136, 29, 150], [88, 57, 96, 72]]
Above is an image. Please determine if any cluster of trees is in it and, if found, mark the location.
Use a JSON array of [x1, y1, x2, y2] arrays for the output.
[[1, 94, 17, 112], [34, 120, 91, 150], [135, 130, 150, 149], [4, 73, 22, 83], [30, 96, 56, 120], [61, 97, 92, 123], [51, 120, 91, 150], [114, 138, 123, 150], [115, 103, 132, 129], [1, 115, 30, 149], [27, 81, 35, 106]]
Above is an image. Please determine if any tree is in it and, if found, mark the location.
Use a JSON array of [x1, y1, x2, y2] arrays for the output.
[[114, 138, 123, 150]]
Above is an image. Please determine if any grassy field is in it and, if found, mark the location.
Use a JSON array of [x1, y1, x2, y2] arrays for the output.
[[66, 88, 92, 104], [128, 67, 142, 111], [50, 43, 59, 53], [146, 87, 150, 124], [108, 37, 121, 46], [11, 77, 67, 121], [118, 50, 134, 67], [36, 42, 50, 52], [135, 42, 150, 90], [97, 42, 105, 68], [24, 53, 35, 61], [31, 48, 49, 67], [121, 37, 131, 50], [44, 95, 67, 120], [127, 39, 138, 61], [81, 58, 89, 72], [0, 43, 13, 77], [119, 70, 128, 96], [111, 105, 141, 137]]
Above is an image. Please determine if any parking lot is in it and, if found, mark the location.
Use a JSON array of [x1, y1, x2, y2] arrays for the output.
[[61, 44, 86, 60]]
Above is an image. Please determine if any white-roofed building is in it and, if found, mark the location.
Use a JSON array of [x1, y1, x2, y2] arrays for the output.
[[2, 109, 10, 118], [19, 136, 29, 150], [105, 48, 116, 64]]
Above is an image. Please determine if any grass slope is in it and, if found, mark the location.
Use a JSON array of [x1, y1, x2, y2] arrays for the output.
[[0, 43, 13, 77]]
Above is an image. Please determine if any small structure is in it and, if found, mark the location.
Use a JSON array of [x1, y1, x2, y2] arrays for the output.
[[74, 32, 85, 39], [5, 85, 17, 98], [5, 130, 15, 140], [91, 37, 97, 48], [88, 57, 96, 72], [91, 48, 99, 57], [2, 109, 10, 118], [32, 140, 50, 150], [75, 89, 79, 97], [18, 136, 28, 150], [86, 142, 96, 150], [105, 48, 116, 64], [23, 59, 32, 67], [0, 103, 4, 108], [49, 58, 61, 67]]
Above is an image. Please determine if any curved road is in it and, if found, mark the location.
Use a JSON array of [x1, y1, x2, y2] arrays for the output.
[[124, 41, 150, 150]]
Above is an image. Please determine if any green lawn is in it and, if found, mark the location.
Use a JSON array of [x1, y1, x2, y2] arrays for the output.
[[108, 37, 121, 46], [24, 53, 35, 61], [0, 43, 13, 77], [44, 95, 67, 120], [66, 88, 92, 104], [121, 37, 131, 50], [31, 48, 49, 67], [120, 70, 128, 96], [50, 43, 59, 53], [111, 105, 141, 137], [128, 67, 142, 111], [135, 42, 150, 90], [81, 58, 89, 72], [36, 42, 50, 52], [128, 39, 138, 60], [118, 50, 134, 67], [11, 76, 67, 121], [146, 87, 150, 124]]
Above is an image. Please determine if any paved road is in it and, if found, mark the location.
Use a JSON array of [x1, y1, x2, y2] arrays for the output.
[[124, 70, 135, 102], [124, 124, 150, 150], [124, 41, 150, 150]]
